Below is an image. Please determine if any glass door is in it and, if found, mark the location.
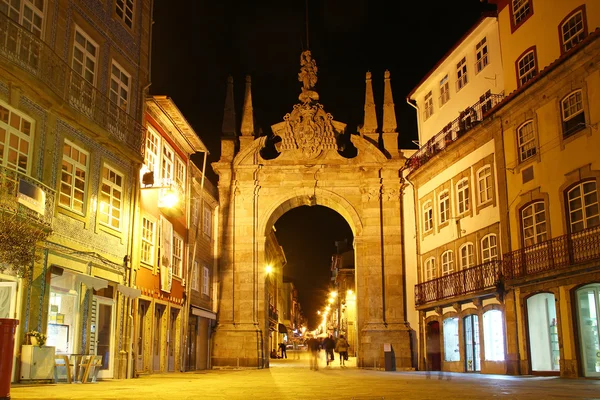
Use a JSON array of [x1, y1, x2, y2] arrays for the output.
[[93, 296, 115, 379], [464, 314, 481, 372], [577, 285, 600, 377]]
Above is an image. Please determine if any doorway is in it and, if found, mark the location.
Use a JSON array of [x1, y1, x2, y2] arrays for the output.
[[464, 314, 480, 372], [153, 304, 165, 372], [526, 293, 559, 373], [168, 307, 179, 372], [576, 284, 600, 377], [426, 321, 441, 371], [187, 316, 197, 370], [136, 300, 149, 372], [92, 296, 115, 379]]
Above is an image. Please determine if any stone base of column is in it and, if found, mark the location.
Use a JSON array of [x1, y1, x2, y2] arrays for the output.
[[211, 323, 268, 369], [357, 322, 414, 370]]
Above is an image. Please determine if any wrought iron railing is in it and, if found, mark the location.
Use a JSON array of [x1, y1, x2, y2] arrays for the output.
[[0, 12, 143, 154], [268, 307, 278, 322], [415, 260, 501, 306], [503, 225, 600, 279], [0, 165, 55, 228], [405, 92, 505, 173]]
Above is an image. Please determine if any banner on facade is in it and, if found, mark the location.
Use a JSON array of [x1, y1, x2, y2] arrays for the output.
[[160, 216, 173, 293]]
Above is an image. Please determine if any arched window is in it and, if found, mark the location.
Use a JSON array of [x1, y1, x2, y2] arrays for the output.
[[481, 234, 498, 262], [567, 181, 599, 233], [521, 201, 547, 246], [441, 251, 454, 275], [483, 310, 505, 361], [459, 243, 475, 270], [516, 47, 537, 87], [562, 90, 585, 138], [456, 178, 470, 215], [424, 257, 437, 281], [560, 6, 587, 53], [439, 191, 450, 224], [517, 121, 536, 162]]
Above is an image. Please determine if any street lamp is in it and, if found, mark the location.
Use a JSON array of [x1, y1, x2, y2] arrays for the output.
[[265, 264, 273, 274]]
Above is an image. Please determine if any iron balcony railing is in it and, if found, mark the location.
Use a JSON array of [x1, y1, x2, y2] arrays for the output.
[[0, 165, 55, 228], [415, 260, 502, 306], [503, 224, 600, 280], [268, 306, 278, 322], [405, 92, 505, 173], [0, 12, 143, 154]]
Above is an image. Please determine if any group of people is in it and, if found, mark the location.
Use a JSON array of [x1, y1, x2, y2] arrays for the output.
[[307, 334, 349, 370]]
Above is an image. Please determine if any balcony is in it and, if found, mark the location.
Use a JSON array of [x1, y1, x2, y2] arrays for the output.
[[0, 165, 55, 229], [503, 225, 600, 280], [415, 260, 502, 306], [268, 306, 278, 322], [405, 92, 504, 173], [0, 12, 143, 154]]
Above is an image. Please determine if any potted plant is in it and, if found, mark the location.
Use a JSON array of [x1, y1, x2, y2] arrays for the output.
[[26, 331, 47, 347]]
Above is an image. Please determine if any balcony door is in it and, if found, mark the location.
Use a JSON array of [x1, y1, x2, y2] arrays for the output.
[[464, 314, 480, 372], [576, 284, 600, 377]]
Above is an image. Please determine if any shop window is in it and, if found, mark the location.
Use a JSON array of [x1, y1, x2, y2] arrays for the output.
[[483, 309, 505, 361], [576, 284, 600, 377], [47, 272, 80, 354], [443, 317, 460, 362], [527, 293, 559, 372]]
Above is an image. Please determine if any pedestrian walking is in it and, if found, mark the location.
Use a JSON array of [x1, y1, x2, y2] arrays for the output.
[[335, 335, 349, 366], [322, 335, 335, 366], [307, 336, 320, 370], [278, 342, 287, 359], [292, 340, 300, 360]]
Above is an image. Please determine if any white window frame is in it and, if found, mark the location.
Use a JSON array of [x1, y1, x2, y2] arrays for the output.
[[562, 90, 583, 124], [423, 91, 434, 120], [172, 233, 183, 278], [441, 251, 454, 275], [424, 257, 436, 281], [202, 266, 209, 296], [161, 141, 174, 185], [175, 157, 185, 192], [0, 101, 34, 175], [191, 261, 200, 292], [517, 50, 536, 86], [561, 10, 585, 53], [99, 164, 124, 230], [456, 178, 470, 215], [456, 57, 468, 91], [110, 60, 130, 113], [439, 191, 450, 225], [475, 36, 488, 74], [59, 139, 89, 214], [1, 0, 45, 38], [481, 234, 498, 263], [512, 0, 531, 26], [517, 121, 536, 162], [522, 201, 547, 247], [477, 165, 493, 205], [567, 181, 599, 233], [423, 201, 433, 232], [203, 205, 212, 239], [141, 215, 155, 265], [115, 0, 135, 29], [144, 125, 160, 174], [72, 26, 98, 86], [439, 75, 450, 107], [459, 243, 475, 270]]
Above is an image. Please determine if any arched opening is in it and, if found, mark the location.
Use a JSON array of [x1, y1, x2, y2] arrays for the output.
[[575, 283, 600, 377], [426, 320, 441, 371], [526, 293, 559, 374], [463, 313, 481, 372]]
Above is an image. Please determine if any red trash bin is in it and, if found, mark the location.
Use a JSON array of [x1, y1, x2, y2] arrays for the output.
[[0, 319, 19, 400]]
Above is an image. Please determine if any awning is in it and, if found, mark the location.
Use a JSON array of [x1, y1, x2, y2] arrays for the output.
[[191, 307, 216, 320], [117, 284, 141, 299], [278, 323, 288, 334], [74, 273, 108, 290]]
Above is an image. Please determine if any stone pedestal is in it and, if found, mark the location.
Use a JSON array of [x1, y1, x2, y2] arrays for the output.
[[358, 323, 413, 370]]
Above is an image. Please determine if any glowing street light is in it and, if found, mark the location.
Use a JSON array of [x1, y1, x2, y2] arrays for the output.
[[265, 264, 273, 274], [329, 291, 337, 298]]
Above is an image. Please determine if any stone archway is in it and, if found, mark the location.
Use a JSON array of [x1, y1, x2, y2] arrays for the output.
[[211, 52, 411, 369]]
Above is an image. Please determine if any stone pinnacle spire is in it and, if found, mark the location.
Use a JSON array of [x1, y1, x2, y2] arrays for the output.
[[362, 71, 378, 134], [221, 75, 236, 137], [240, 75, 254, 137], [382, 70, 397, 133]]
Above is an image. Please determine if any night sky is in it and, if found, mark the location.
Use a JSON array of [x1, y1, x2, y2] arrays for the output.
[[150, 0, 496, 328]]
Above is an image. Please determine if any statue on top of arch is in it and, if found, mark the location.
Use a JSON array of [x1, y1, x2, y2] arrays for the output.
[[298, 50, 319, 103]]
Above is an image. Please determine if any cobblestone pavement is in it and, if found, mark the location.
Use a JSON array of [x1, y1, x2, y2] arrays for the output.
[[10, 352, 600, 400]]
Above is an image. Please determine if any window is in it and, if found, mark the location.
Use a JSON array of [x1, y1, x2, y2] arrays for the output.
[[522, 202, 547, 246], [71, 26, 97, 115], [443, 318, 460, 362], [144, 126, 160, 173], [172, 233, 183, 278], [141, 216, 155, 264], [162, 142, 174, 184], [517, 49, 537, 87], [441, 251, 454, 275], [110, 61, 130, 112], [459, 243, 475, 270], [567, 181, 599, 233], [202, 266, 210, 296], [481, 234, 498, 262], [439, 191, 450, 224], [423, 91, 434, 120], [561, 90, 585, 138], [483, 310, 505, 361], [512, 0, 531, 27], [423, 201, 433, 232], [0, 103, 34, 174], [115, 0, 134, 29], [424, 257, 436, 281], [99, 165, 123, 230], [517, 121, 536, 162], [175, 157, 185, 191], [456, 179, 470, 215], [475, 37, 488, 73], [0, 0, 45, 38], [456, 57, 468, 91], [191, 261, 199, 292], [477, 165, 492, 205], [439, 75, 450, 107], [561, 8, 586, 53], [203, 205, 212, 238], [59, 140, 88, 214]]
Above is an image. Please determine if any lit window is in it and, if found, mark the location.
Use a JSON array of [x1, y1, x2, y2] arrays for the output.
[[70, 26, 98, 116], [517, 121, 536, 162], [110, 61, 130, 112], [456, 57, 468, 91], [456, 178, 470, 215], [0, 102, 34, 174], [481, 234, 498, 262], [475, 37, 488, 74], [0, 0, 45, 38], [175, 157, 185, 192], [59, 140, 88, 214], [423, 201, 433, 232], [459, 243, 475, 270], [424, 91, 434, 120], [162, 142, 174, 185], [144, 126, 160, 173], [512, 0, 531, 27], [191, 261, 199, 291], [522, 202, 547, 246], [99, 165, 123, 230], [561, 9, 585, 53], [561, 90, 585, 138], [439, 75, 450, 107], [115, 0, 134, 29], [483, 310, 505, 361], [202, 266, 210, 295], [517, 50, 537, 87], [141, 216, 155, 264], [443, 317, 460, 362], [477, 165, 493, 205], [567, 181, 599, 233], [424, 257, 436, 281], [172, 233, 183, 278], [439, 191, 450, 224], [203, 205, 212, 238], [441, 251, 454, 275]]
